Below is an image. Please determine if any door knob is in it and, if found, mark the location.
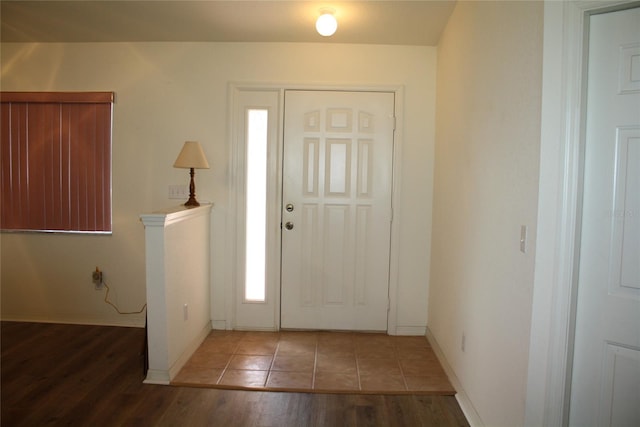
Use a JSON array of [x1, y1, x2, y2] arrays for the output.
[[285, 221, 294, 230], [286, 203, 294, 212]]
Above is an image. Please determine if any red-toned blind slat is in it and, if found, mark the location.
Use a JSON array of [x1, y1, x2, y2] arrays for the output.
[[1, 92, 112, 233]]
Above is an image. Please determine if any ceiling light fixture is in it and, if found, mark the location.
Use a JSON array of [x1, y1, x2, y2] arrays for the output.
[[316, 8, 337, 37]]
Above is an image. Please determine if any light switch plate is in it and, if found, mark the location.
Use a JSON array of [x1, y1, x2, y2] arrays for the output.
[[169, 185, 188, 199], [520, 225, 528, 253]]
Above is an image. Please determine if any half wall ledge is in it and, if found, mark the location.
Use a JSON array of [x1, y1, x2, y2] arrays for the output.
[[140, 203, 213, 384]]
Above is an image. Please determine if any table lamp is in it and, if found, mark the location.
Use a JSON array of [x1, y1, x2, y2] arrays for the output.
[[173, 141, 210, 207]]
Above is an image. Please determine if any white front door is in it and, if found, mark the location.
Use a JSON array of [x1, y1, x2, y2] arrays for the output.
[[570, 7, 640, 426], [280, 90, 395, 331]]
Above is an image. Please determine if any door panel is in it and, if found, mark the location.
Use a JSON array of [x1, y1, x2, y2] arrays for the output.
[[570, 7, 640, 426], [281, 90, 394, 331]]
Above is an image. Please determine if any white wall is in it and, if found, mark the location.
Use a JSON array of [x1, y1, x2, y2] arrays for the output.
[[429, 2, 543, 426], [0, 42, 436, 331]]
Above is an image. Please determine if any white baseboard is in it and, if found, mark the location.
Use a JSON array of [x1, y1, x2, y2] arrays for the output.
[[233, 326, 278, 332], [211, 319, 227, 330], [144, 321, 211, 384], [168, 321, 212, 380], [425, 327, 484, 427], [143, 369, 171, 385], [392, 325, 427, 336]]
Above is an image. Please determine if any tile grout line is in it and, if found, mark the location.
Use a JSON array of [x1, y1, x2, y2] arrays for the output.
[[355, 343, 363, 391], [311, 336, 320, 390], [311, 338, 318, 391], [262, 335, 280, 388], [396, 344, 410, 392], [216, 335, 241, 385]]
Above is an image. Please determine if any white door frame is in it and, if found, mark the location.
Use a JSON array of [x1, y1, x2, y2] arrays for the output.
[[525, 1, 638, 426], [225, 82, 405, 334]]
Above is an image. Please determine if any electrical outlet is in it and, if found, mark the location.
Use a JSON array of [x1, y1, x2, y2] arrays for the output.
[[461, 333, 466, 352], [92, 267, 103, 290], [183, 303, 189, 321]]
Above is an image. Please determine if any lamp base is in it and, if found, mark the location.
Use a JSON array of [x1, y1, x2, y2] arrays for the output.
[[184, 197, 200, 207], [184, 167, 200, 207]]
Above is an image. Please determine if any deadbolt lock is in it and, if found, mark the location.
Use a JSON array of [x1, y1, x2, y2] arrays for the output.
[[286, 203, 294, 212]]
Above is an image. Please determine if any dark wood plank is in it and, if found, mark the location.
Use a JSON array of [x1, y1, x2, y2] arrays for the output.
[[1, 322, 469, 427]]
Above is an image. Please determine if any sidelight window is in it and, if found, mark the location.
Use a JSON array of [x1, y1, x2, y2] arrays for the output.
[[244, 109, 268, 302]]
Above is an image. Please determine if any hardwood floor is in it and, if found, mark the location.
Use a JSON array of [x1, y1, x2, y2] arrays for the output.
[[1, 322, 469, 426]]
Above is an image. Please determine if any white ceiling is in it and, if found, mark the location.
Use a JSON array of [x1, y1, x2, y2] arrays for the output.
[[0, 1, 456, 46]]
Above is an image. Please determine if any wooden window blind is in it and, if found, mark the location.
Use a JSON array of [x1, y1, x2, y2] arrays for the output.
[[1, 92, 113, 233]]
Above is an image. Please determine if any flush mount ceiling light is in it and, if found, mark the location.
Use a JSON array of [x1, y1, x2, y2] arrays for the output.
[[316, 8, 337, 37]]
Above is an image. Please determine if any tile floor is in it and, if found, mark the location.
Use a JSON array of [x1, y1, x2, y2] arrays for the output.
[[173, 330, 456, 395]]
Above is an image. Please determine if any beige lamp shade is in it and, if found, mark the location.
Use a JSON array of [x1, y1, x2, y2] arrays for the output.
[[173, 141, 210, 169]]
